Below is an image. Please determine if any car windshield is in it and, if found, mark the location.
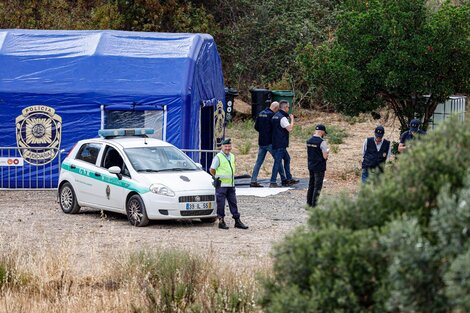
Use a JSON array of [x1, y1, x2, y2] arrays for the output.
[[124, 146, 199, 172]]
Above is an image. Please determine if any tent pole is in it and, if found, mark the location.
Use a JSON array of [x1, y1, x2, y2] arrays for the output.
[[163, 105, 167, 142], [100, 105, 104, 130]]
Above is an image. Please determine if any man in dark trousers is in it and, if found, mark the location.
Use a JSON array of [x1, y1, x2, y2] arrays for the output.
[[361, 126, 391, 183], [250, 101, 286, 187], [210, 138, 249, 230], [306, 124, 329, 207], [398, 118, 426, 153], [269, 100, 299, 187]]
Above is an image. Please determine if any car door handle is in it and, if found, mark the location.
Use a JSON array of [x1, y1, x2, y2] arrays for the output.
[[70, 165, 76, 169], [94, 172, 101, 177]]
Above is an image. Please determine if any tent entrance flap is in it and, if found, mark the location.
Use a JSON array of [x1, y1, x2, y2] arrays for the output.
[[101, 104, 167, 141]]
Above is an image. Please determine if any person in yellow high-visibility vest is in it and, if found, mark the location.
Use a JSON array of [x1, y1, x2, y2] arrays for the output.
[[210, 138, 249, 230]]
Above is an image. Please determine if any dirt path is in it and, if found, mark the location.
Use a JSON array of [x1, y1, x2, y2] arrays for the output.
[[0, 189, 308, 274]]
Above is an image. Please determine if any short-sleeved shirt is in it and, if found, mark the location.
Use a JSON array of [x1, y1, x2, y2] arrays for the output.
[[210, 151, 231, 170], [280, 116, 290, 129], [319, 137, 329, 152]]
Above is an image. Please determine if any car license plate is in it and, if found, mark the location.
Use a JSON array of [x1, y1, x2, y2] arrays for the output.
[[185, 202, 212, 210]]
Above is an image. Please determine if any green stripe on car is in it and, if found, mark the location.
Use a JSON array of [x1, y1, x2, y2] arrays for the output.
[[61, 162, 149, 193]]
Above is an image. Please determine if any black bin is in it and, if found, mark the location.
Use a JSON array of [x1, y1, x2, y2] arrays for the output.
[[224, 87, 238, 122], [250, 88, 271, 120]]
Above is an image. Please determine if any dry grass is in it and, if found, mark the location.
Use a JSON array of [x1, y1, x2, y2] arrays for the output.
[[0, 239, 266, 313]]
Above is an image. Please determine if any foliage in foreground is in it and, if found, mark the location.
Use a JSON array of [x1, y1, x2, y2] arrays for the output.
[[260, 118, 470, 312]]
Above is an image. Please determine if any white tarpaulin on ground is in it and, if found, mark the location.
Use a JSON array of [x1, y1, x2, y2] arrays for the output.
[[235, 187, 291, 197]]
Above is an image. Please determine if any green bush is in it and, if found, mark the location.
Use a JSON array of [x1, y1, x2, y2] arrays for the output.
[[444, 247, 470, 312], [261, 118, 470, 312], [326, 125, 348, 144], [292, 124, 347, 145], [260, 227, 386, 313], [379, 217, 447, 312]]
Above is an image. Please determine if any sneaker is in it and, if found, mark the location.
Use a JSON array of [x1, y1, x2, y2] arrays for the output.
[[250, 182, 263, 188], [269, 183, 280, 188], [281, 180, 293, 187]]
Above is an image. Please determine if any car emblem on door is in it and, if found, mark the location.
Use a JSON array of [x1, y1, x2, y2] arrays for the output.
[[106, 185, 111, 199]]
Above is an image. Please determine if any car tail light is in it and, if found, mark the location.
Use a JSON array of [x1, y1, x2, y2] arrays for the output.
[[66, 143, 77, 157]]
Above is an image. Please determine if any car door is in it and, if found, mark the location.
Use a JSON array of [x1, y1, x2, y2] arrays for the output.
[[70, 142, 103, 206], [93, 144, 131, 212]]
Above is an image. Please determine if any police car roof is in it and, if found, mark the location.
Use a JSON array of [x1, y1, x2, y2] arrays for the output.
[[109, 137, 172, 148], [91, 137, 173, 149]]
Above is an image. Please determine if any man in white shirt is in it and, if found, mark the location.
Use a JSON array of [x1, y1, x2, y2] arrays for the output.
[[361, 126, 391, 183]]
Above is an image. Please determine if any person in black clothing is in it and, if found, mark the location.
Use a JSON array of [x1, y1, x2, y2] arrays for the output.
[[398, 119, 426, 153], [361, 126, 391, 183], [250, 101, 286, 187], [306, 124, 329, 207], [269, 100, 299, 187]]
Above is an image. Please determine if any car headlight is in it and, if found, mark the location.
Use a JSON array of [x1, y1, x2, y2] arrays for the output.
[[149, 184, 175, 197]]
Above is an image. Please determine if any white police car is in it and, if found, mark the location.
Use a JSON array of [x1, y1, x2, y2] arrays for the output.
[[57, 129, 216, 227]]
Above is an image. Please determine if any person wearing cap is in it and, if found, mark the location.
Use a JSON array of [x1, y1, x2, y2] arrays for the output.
[[250, 101, 287, 187], [398, 119, 427, 153], [269, 100, 299, 187], [209, 138, 249, 230], [306, 124, 329, 207], [361, 126, 391, 183]]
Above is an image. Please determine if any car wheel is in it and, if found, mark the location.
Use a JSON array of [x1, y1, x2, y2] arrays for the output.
[[126, 194, 149, 227], [200, 217, 217, 223], [59, 182, 81, 214]]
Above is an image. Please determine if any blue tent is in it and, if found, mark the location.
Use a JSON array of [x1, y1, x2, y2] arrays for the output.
[[0, 29, 226, 188]]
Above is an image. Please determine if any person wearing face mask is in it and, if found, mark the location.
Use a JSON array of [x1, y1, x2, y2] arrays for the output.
[[361, 126, 391, 183], [306, 124, 329, 207]]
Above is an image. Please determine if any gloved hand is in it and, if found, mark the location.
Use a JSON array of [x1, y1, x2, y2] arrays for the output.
[[212, 176, 221, 188]]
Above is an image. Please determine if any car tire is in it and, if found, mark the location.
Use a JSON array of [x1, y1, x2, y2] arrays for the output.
[[200, 217, 217, 223], [126, 194, 149, 227], [59, 182, 81, 214]]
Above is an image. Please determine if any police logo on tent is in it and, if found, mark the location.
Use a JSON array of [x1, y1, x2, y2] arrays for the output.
[[214, 100, 225, 149], [16, 105, 62, 165]]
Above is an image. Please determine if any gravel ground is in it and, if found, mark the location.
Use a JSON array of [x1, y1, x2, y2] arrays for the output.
[[0, 110, 400, 274], [0, 189, 308, 273]]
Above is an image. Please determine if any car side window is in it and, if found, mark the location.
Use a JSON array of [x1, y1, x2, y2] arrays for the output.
[[75, 143, 102, 165], [101, 145, 130, 177]]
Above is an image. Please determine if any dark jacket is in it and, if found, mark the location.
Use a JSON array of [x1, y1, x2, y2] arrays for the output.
[[362, 137, 390, 169], [307, 135, 326, 172], [254, 108, 275, 146], [271, 110, 290, 149], [399, 129, 426, 144]]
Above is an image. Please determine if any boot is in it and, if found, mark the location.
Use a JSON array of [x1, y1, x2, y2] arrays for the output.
[[234, 218, 249, 229], [218, 218, 229, 230]]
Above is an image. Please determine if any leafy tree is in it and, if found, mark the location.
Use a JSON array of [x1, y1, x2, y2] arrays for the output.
[[299, 0, 469, 129], [213, 0, 343, 105]]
